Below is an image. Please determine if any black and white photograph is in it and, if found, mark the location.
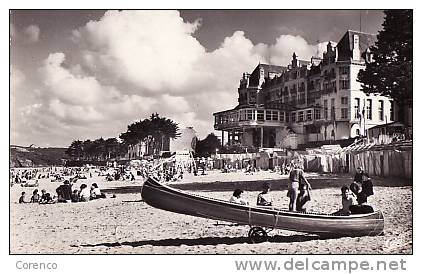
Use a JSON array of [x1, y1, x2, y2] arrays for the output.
[[8, 7, 413, 261]]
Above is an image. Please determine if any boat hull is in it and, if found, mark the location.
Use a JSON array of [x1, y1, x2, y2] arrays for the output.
[[141, 178, 384, 237]]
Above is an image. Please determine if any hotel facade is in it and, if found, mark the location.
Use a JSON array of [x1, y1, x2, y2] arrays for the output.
[[213, 30, 396, 149]]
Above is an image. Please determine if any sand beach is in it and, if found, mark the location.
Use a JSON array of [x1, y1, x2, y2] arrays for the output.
[[10, 170, 412, 254]]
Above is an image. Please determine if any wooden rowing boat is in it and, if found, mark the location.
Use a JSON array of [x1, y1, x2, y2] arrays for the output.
[[141, 177, 384, 237]]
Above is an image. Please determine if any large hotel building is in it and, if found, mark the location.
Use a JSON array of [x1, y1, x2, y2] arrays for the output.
[[213, 30, 396, 149]]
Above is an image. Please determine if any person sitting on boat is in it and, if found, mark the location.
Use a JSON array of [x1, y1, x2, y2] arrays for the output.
[[333, 186, 356, 215], [288, 163, 310, 211], [349, 182, 374, 214], [257, 182, 273, 206], [229, 189, 249, 205]]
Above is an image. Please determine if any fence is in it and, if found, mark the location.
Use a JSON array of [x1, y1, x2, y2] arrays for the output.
[[348, 148, 412, 179]]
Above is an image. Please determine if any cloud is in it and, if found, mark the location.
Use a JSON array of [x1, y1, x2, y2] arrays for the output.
[[11, 10, 329, 147], [73, 10, 204, 92]]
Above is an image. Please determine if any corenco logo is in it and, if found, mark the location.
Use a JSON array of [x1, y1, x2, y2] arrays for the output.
[[16, 261, 58, 270]]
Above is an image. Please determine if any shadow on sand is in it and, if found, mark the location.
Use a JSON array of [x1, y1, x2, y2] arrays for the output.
[[75, 233, 335, 248]]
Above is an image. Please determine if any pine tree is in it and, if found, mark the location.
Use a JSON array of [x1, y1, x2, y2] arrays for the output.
[[357, 10, 412, 124]]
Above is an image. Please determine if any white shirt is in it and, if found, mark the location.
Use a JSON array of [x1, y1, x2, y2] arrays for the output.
[[79, 188, 90, 199], [229, 196, 248, 205]]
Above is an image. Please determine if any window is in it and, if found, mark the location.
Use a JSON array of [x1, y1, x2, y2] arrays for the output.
[[341, 97, 348, 105], [324, 100, 328, 119], [331, 98, 335, 120], [265, 110, 272, 121], [238, 110, 244, 121], [271, 110, 279, 121], [341, 108, 348, 119], [340, 80, 350, 89], [280, 111, 285, 122], [291, 112, 296, 123], [390, 100, 394, 121], [366, 99, 372, 120], [379, 100, 384, 121], [306, 110, 312, 121], [257, 110, 264, 121], [339, 66, 349, 75], [247, 109, 254, 120], [356, 128, 360, 136], [354, 98, 360, 119], [298, 111, 304, 122], [314, 109, 321, 120], [285, 112, 290, 123]]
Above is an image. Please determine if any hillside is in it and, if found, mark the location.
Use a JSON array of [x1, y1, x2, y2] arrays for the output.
[[10, 145, 69, 167]]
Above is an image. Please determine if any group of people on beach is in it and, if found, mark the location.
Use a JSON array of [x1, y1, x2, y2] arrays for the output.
[[335, 167, 374, 215], [18, 180, 108, 204], [229, 162, 312, 211], [229, 164, 375, 215]]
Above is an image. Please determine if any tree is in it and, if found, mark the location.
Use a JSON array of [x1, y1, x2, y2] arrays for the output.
[[357, 10, 412, 124], [104, 138, 120, 159], [65, 140, 83, 160], [120, 113, 180, 155], [195, 133, 222, 157]]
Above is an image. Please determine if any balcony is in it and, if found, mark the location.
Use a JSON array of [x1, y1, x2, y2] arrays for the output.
[[214, 108, 286, 130], [321, 86, 337, 95]]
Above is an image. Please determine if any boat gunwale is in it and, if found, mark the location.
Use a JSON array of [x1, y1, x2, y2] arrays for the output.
[[142, 177, 384, 221]]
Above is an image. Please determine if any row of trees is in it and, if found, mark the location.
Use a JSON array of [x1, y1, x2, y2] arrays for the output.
[[65, 138, 127, 161], [65, 113, 180, 160]]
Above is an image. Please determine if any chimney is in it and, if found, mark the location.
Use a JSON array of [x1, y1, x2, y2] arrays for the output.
[[352, 34, 361, 61]]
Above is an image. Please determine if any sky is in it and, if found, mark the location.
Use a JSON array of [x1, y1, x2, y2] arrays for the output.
[[10, 10, 385, 147]]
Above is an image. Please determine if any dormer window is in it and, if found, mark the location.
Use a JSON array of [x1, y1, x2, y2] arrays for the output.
[[364, 48, 373, 63]]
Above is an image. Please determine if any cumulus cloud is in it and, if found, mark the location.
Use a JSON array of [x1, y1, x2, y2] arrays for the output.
[[73, 10, 204, 92], [11, 10, 328, 147]]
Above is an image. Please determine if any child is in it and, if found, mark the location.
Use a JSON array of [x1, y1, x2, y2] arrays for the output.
[[39, 189, 49, 204], [30, 189, 40, 203], [71, 189, 79, 203], [257, 182, 273, 206], [19, 192, 26, 203], [229, 189, 249, 205]]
